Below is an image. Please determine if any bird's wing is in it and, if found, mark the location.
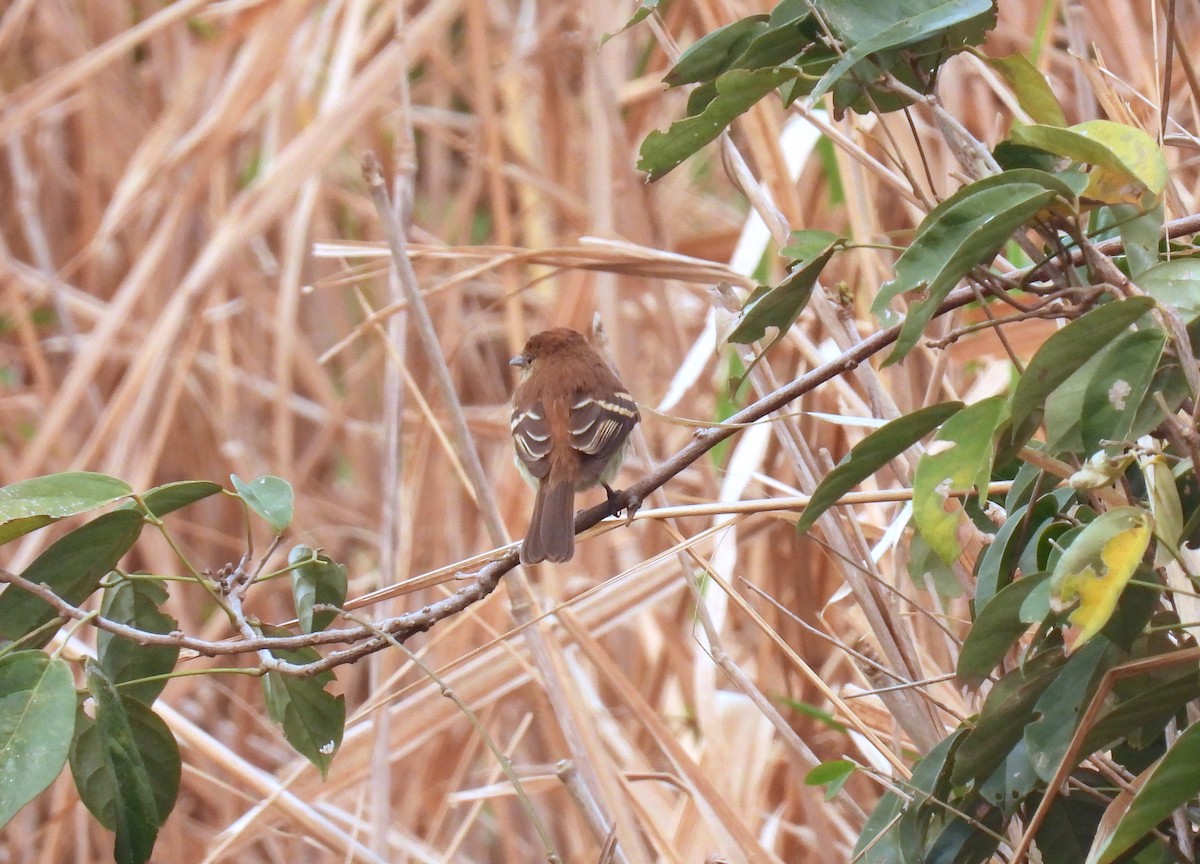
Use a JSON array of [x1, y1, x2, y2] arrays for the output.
[[511, 400, 553, 479], [568, 389, 639, 478]]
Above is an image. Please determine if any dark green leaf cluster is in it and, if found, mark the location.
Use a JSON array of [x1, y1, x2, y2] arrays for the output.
[[638, 0, 997, 179], [0, 472, 350, 863]]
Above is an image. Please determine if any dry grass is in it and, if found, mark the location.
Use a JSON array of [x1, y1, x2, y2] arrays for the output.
[[0, 0, 1196, 862]]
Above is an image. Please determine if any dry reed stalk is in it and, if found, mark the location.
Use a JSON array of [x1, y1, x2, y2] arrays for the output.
[[1, 0, 1197, 861]]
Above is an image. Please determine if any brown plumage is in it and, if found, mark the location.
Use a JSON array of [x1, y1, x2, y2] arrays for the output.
[[509, 328, 639, 563]]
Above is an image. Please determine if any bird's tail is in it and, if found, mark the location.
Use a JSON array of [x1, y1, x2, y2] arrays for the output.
[[522, 479, 575, 563]]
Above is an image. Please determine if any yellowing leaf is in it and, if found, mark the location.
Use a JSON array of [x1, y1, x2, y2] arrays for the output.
[[1010, 121, 1167, 207], [913, 396, 1006, 562], [1050, 506, 1153, 650], [1072, 120, 1167, 205]]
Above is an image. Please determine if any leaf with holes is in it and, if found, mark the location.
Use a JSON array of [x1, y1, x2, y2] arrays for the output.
[[638, 67, 797, 181], [913, 396, 1006, 563]]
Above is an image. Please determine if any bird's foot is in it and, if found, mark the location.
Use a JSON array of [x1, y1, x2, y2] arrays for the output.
[[603, 483, 622, 516], [604, 484, 641, 524]]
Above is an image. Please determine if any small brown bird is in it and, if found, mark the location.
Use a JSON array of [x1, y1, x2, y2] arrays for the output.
[[509, 328, 640, 564]]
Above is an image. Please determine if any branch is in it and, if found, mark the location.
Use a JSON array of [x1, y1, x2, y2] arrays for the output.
[[9, 208, 1200, 676]]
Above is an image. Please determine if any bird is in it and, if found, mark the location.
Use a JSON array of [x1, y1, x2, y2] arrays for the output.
[[509, 328, 640, 564]]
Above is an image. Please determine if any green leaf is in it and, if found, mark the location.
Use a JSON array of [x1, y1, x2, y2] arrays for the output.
[[662, 4, 820, 97], [0, 651, 75, 827], [854, 730, 965, 863], [98, 579, 179, 705], [600, 0, 659, 45], [0, 510, 144, 649], [1079, 328, 1165, 453], [907, 530, 962, 599], [804, 759, 856, 800], [724, 236, 841, 392], [664, 16, 770, 86], [0, 472, 132, 545], [975, 488, 1074, 612], [261, 634, 344, 778], [1039, 794, 1109, 864], [854, 786, 905, 864], [132, 481, 223, 519], [1024, 638, 1111, 782], [69, 693, 180, 837], [952, 652, 1065, 786], [992, 140, 1064, 173], [923, 806, 1004, 864], [778, 698, 846, 732], [1000, 297, 1156, 460], [1044, 347, 1110, 455], [1126, 326, 1198, 448], [83, 665, 169, 864], [913, 396, 1006, 562], [1010, 120, 1168, 206], [956, 572, 1050, 681], [895, 727, 970, 859], [731, 10, 820, 74], [1003, 458, 1049, 512], [231, 474, 294, 533], [780, 228, 842, 261], [1114, 202, 1164, 278], [873, 169, 1079, 365], [796, 402, 963, 535], [728, 238, 838, 344], [1086, 722, 1200, 864], [1137, 258, 1200, 322], [1017, 572, 1053, 625], [1083, 666, 1200, 757], [984, 52, 1067, 126], [289, 545, 348, 634], [977, 738, 1039, 812], [638, 67, 797, 181], [1141, 455, 1183, 565], [807, 0, 995, 104]]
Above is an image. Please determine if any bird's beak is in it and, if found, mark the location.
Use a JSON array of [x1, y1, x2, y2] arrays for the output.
[[509, 354, 529, 368]]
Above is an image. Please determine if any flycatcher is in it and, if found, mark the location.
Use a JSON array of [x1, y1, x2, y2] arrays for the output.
[[509, 328, 639, 563]]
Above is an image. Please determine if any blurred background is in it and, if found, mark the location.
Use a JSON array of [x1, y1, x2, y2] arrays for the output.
[[0, 0, 1191, 861]]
